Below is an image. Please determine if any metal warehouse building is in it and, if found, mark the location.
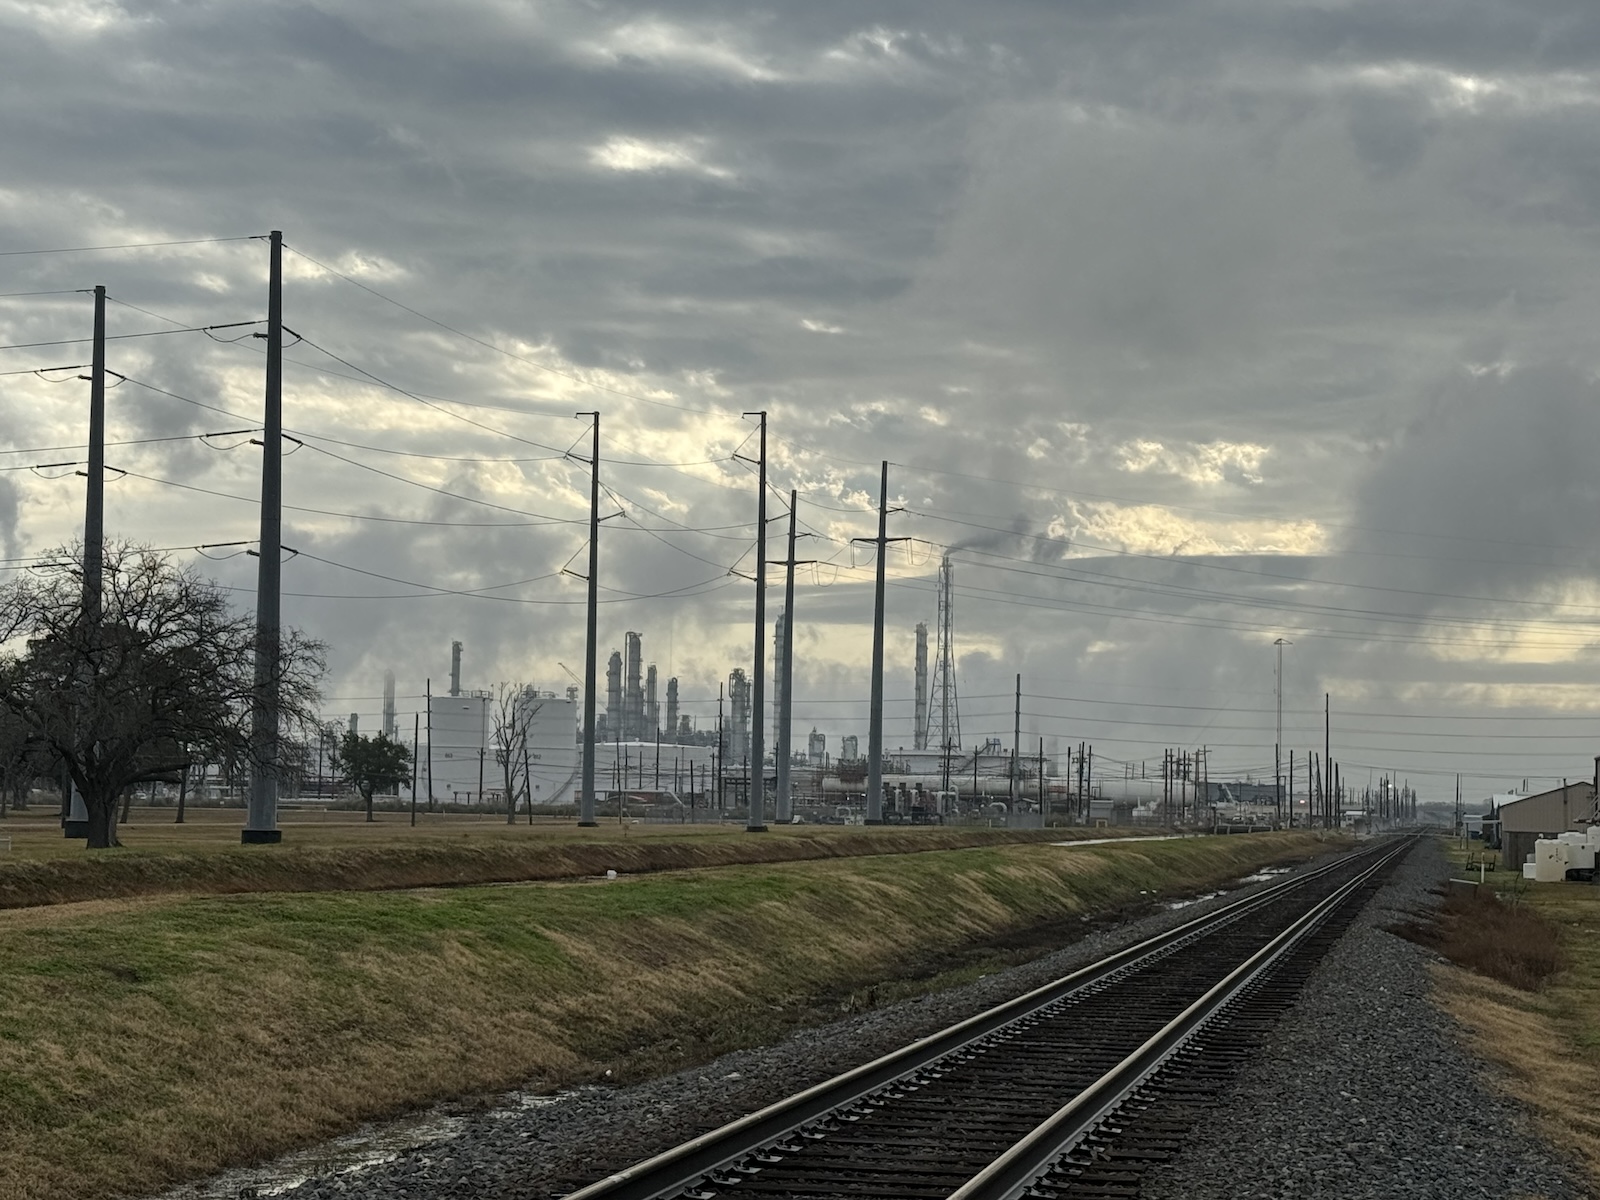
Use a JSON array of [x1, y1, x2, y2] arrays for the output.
[[1495, 781, 1595, 871]]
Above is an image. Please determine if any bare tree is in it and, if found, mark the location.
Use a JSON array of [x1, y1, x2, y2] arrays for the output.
[[0, 709, 50, 817], [0, 543, 325, 848], [492, 682, 545, 824]]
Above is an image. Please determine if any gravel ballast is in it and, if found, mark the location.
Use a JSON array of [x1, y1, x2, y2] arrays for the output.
[[1141, 837, 1583, 1200], [163, 839, 1581, 1200]]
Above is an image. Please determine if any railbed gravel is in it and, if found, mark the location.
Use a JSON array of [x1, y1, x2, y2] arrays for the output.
[[1141, 837, 1584, 1200], [256, 839, 1578, 1200]]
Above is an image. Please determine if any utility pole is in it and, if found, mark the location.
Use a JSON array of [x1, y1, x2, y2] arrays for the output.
[[854, 461, 905, 825], [1324, 692, 1331, 830], [576, 412, 601, 827], [1274, 638, 1289, 827], [1078, 743, 1086, 818], [739, 411, 770, 832], [425, 678, 433, 811], [1011, 673, 1021, 816], [775, 490, 811, 824], [716, 682, 724, 811], [410, 712, 419, 827], [244, 230, 284, 845], [84, 284, 106, 622], [1088, 744, 1094, 816], [65, 284, 108, 839], [1037, 737, 1046, 821]]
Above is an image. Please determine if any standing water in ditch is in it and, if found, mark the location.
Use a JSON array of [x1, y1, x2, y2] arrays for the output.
[[150, 1090, 575, 1200]]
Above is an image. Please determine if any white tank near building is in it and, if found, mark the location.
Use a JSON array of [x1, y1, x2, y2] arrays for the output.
[[523, 693, 580, 804], [428, 691, 491, 802], [1523, 825, 1600, 882]]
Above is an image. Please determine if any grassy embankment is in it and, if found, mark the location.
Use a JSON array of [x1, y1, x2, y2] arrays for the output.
[[0, 807, 1150, 909], [1422, 841, 1600, 1186], [0, 830, 1335, 1200]]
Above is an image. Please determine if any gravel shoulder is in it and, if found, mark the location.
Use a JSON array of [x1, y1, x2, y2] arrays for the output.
[[1141, 837, 1586, 1200]]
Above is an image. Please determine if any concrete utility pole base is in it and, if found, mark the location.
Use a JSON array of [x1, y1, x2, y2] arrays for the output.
[[240, 829, 283, 844], [62, 821, 89, 838], [577, 821, 599, 828], [864, 818, 885, 826], [746, 824, 769, 833]]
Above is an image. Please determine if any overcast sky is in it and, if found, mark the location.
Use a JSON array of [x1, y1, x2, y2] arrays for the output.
[[5, 0, 1600, 802]]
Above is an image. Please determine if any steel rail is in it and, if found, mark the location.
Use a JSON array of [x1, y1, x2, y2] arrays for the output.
[[946, 835, 1415, 1200], [561, 838, 1393, 1200]]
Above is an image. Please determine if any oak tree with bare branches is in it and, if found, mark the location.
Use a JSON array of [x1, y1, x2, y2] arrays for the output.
[[0, 543, 325, 848]]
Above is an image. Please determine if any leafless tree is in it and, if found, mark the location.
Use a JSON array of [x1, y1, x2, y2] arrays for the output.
[[492, 682, 546, 824], [0, 709, 51, 816], [0, 542, 325, 847]]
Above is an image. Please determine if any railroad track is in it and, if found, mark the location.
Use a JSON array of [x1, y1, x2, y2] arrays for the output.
[[564, 836, 1416, 1200]]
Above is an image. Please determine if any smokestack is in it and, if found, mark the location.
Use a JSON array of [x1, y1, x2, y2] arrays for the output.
[[729, 668, 750, 764], [646, 664, 659, 738], [625, 632, 643, 740], [349, 712, 359, 737], [606, 650, 623, 734], [449, 641, 463, 697], [666, 677, 679, 744], [913, 622, 929, 751], [382, 670, 396, 739]]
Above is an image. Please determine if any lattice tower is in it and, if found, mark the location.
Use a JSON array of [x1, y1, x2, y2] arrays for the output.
[[927, 555, 961, 790]]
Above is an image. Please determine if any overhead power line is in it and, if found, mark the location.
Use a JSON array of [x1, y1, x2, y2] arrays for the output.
[[282, 242, 723, 415], [0, 235, 255, 257], [0, 320, 263, 352]]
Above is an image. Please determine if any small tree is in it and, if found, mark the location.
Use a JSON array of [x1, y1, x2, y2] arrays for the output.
[[0, 543, 325, 848], [0, 710, 49, 817], [333, 729, 412, 822]]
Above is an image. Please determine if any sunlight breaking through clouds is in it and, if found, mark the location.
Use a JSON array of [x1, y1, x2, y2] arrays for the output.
[[588, 135, 732, 178]]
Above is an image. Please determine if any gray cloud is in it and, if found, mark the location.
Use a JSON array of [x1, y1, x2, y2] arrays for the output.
[[4, 0, 1600, 796]]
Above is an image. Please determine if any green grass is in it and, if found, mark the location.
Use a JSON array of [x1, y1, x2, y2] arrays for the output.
[[0, 830, 1340, 1200], [0, 808, 1180, 909]]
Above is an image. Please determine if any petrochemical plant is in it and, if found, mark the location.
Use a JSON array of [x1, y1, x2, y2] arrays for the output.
[[364, 554, 1284, 827]]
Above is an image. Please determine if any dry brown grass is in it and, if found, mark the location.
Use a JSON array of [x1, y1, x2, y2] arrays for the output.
[[1435, 964, 1600, 1185], [1394, 888, 1565, 991], [0, 831, 1335, 1200], [1428, 839, 1600, 1192]]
